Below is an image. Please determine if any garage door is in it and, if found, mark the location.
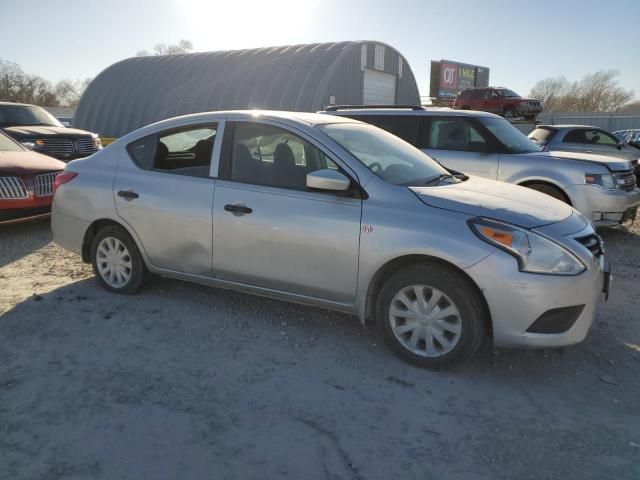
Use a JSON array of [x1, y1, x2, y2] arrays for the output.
[[363, 69, 396, 105]]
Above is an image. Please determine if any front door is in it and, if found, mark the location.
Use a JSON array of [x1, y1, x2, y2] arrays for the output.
[[211, 121, 362, 303], [421, 117, 500, 178], [114, 123, 219, 276]]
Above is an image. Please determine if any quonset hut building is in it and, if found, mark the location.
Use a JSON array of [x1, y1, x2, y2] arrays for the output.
[[74, 41, 420, 138]]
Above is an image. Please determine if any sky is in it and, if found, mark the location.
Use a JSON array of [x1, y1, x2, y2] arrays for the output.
[[1, 0, 638, 100]]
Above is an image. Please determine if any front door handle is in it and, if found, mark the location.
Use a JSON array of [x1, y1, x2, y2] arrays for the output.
[[224, 203, 252, 215], [117, 190, 139, 200]]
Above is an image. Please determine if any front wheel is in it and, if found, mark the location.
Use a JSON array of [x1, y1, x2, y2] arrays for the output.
[[503, 107, 516, 119], [525, 183, 569, 204], [376, 264, 487, 369], [91, 225, 146, 294]]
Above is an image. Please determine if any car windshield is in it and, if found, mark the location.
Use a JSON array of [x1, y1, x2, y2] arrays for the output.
[[0, 132, 24, 152], [318, 122, 450, 186], [482, 117, 542, 154], [497, 89, 520, 98], [0, 105, 63, 127]]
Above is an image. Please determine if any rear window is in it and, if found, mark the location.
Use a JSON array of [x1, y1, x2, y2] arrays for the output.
[[528, 128, 557, 145]]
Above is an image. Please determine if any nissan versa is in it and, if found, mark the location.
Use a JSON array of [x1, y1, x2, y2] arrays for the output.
[[51, 111, 609, 369]]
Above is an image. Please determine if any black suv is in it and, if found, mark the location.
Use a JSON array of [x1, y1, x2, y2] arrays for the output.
[[0, 102, 101, 161]]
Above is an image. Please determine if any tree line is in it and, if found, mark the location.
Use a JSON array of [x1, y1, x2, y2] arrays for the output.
[[529, 70, 638, 112]]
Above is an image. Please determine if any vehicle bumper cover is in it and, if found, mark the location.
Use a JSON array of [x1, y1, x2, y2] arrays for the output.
[[51, 205, 89, 255], [465, 250, 606, 348], [566, 184, 640, 225]]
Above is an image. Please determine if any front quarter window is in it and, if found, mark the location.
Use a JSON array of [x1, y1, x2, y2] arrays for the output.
[[318, 122, 449, 186]]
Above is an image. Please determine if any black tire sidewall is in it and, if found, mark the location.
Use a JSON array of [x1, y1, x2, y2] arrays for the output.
[[91, 225, 145, 294], [526, 183, 567, 203], [376, 264, 486, 369]]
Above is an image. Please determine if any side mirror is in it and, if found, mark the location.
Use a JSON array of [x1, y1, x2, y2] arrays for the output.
[[306, 169, 351, 192]]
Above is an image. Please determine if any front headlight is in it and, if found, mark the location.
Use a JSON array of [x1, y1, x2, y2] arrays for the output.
[[585, 173, 615, 189], [469, 218, 585, 275], [20, 141, 35, 150], [93, 136, 103, 149]]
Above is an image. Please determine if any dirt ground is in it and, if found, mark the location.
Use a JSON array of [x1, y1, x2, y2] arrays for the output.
[[1, 219, 639, 480]]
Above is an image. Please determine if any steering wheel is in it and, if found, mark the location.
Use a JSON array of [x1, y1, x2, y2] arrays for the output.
[[369, 162, 383, 173]]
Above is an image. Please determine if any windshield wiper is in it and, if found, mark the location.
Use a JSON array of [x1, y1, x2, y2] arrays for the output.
[[424, 174, 456, 186]]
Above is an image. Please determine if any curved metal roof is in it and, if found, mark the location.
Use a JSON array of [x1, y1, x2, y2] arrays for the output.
[[74, 41, 419, 137]]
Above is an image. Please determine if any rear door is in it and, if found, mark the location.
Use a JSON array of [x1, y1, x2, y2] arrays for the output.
[[418, 116, 500, 178], [211, 120, 362, 303], [557, 128, 589, 154], [114, 123, 219, 276]]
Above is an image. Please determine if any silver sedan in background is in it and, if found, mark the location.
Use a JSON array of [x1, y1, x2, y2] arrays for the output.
[[52, 111, 608, 369]]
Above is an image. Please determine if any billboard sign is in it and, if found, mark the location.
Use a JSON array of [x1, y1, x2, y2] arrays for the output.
[[431, 60, 490, 99]]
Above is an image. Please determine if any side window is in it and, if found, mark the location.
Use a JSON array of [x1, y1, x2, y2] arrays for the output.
[[372, 116, 420, 145], [563, 129, 587, 143], [228, 122, 339, 190], [586, 130, 618, 146], [127, 124, 217, 177], [427, 119, 489, 152]]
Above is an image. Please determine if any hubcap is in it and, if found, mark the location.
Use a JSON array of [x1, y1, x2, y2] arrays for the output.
[[96, 236, 132, 288], [389, 285, 462, 358]]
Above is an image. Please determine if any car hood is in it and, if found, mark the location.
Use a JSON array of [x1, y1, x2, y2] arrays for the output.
[[0, 150, 66, 175], [2, 125, 95, 139], [410, 176, 573, 229], [529, 150, 632, 171]]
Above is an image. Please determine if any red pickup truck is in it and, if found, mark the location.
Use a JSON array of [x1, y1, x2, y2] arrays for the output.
[[454, 87, 543, 120]]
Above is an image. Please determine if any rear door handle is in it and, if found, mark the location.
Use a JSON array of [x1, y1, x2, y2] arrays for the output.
[[224, 203, 252, 215], [117, 190, 139, 200]]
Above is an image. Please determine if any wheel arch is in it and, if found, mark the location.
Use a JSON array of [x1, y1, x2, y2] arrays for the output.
[[363, 254, 492, 335], [81, 218, 147, 264], [517, 179, 573, 205]]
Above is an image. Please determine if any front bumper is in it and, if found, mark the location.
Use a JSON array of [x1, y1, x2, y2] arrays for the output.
[[465, 248, 606, 348], [566, 184, 640, 225], [516, 103, 543, 116], [0, 197, 53, 224]]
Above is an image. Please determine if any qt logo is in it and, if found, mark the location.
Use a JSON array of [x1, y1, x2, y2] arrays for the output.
[[441, 63, 458, 88]]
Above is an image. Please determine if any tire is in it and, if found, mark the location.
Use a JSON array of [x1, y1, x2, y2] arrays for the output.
[[376, 263, 487, 369], [503, 107, 516, 119], [91, 225, 146, 294], [525, 183, 569, 204]]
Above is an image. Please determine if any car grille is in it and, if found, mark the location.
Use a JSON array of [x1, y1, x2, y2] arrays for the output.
[[38, 137, 98, 157], [0, 176, 28, 199], [34, 172, 57, 197], [614, 170, 637, 191], [75, 137, 98, 155], [40, 138, 75, 156], [575, 233, 604, 257]]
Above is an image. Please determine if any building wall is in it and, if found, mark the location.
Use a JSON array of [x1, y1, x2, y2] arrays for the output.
[[74, 41, 420, 138]]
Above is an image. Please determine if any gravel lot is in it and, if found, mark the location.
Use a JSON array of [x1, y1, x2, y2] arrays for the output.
[[1, 219, 639, 480]]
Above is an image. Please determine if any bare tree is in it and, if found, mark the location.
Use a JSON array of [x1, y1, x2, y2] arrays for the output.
[[530, 70, 635, 112], [0, 58, 59, 106], [55, 78, 92, 107], [136, 39, 194, 57], [620, 100, 640, 112]]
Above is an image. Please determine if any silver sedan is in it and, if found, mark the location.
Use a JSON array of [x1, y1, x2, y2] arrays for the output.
[[52, 111, 608, 369]]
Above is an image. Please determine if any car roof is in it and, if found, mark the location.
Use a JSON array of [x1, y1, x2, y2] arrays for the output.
[[322, 107, 502, 119], [537, 124, 600, 130]]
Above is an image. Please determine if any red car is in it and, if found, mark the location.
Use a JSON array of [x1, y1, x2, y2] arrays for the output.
[[453, 87, 543, 120], [0, 131, 65, 225]]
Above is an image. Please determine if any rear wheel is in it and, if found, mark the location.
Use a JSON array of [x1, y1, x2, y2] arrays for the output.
[[91, 225, 146, 294], [376, 264, 487, 369], [525, 183, 569, 204]]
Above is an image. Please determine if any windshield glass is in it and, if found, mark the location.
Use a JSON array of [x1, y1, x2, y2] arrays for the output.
[[0, 105, 63, 127], [0, 132, 24, 152], [318, 122, 449, 186], [482, 117, 542, 154], [497, 89, 520, 98]]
